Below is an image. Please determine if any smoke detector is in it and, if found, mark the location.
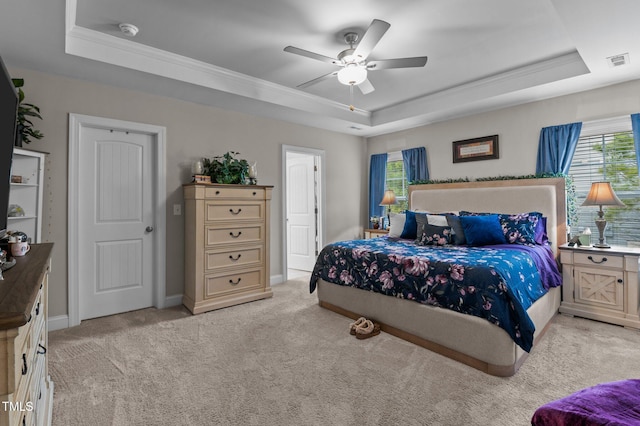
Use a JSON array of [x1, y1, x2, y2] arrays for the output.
[[606, 53, 629, 68], [119, 23, 139, 37]]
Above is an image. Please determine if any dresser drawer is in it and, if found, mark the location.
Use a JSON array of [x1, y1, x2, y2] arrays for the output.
[[574, 252, 623, 269], [205, 269, 263, 299], [206, 224, 263, 246], [205, 202, 264, 222], [205, 246, 263, 271], [205, 186, 265, 199]]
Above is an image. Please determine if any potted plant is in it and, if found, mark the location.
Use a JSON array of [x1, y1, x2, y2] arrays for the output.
[[12, 78, 43, 146], [202, 151, 249, 184]]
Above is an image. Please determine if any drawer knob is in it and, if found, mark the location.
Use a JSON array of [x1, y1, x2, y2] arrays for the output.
[[229, 277, 242, 286], [229, 231, 242, 238], [587, 255, 607, 264], [618, 279, 623, 284], [37, 344, 47, 355], [21, 354, 27, 375], [229, 208, 242, 215], [215, 190, 220, 195], [253, 191, 257, 196], [229, 254, 242, 261]]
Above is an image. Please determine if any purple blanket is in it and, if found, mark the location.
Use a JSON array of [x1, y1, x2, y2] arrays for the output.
[[531, 379, 640, 426]]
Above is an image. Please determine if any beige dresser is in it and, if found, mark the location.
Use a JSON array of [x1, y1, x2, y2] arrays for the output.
[[0, 243, 54, 426], [183, 184, 273, 314]]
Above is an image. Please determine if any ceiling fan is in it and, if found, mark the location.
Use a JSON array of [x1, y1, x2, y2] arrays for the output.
[[284, 19, 428, 95]]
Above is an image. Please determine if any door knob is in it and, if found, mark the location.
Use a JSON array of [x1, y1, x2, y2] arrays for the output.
[[146, 226, 154, 232]]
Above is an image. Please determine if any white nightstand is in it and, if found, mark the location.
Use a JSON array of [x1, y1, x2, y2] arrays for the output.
[[364, 228, 389, 239], [559, 243, 640, 328]]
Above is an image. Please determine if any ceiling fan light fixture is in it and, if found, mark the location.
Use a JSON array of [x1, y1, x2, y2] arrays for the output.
[[337, 65, 367, 86]]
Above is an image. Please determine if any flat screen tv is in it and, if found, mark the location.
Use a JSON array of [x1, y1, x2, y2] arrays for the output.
[[0, 56, 18, 240]]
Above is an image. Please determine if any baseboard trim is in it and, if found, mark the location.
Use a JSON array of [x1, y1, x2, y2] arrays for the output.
[[48, 315, 70, 331], [271, 274, 284, 285], [164, 294, 183, 307]]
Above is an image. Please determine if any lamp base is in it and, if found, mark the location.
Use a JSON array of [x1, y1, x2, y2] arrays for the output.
[[592, 243, 611, 249]]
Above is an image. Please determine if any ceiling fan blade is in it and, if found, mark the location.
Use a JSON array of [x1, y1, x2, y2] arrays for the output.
[[296, 71, 338, 89], [284, 46, 339, 65], [352, 19, 390, 61], [357, 78, 375, 95], [367, 56, 428, 70]]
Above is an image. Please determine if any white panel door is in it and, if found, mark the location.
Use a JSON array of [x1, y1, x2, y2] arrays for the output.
[[78, 127, 154, 320], [287, 153, 316, 271]]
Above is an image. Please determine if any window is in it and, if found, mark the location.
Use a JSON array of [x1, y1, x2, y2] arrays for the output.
[[568, 117, 640, 246], [386, 151, 408, 214]]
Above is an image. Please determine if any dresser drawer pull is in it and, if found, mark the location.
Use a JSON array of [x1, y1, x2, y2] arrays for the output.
[[229, 208, 242, 215], [215, 190, 220, 195], [27, 314, 32, 323], [229, 231, 242, 238], [22, 415, 26, 426], [37, 344, 47, 355], [229, 278, 242, 286], [22, 354, 27, 375], [229, 254, 242, 261], [253, 191, 257, 196], [618, 279, 623, 284], [35, 302, 40, 316], [587, 256, 607, 264]]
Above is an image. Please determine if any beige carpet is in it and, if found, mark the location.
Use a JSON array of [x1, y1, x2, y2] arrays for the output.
[[49, 276, 640, 426]]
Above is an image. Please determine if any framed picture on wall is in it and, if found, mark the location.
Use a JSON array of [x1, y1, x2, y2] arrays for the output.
[[452, 135, 499, 163]]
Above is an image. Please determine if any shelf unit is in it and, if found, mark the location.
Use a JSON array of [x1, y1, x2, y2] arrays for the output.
[[7, 148, 46, 243]]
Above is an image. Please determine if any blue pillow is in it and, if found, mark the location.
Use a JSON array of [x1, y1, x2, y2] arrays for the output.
[[401, 211, 426, 239], [459, 214, 506, 246]]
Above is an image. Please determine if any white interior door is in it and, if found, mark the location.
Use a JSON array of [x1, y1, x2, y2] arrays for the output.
[[78, 126, 155, 320], [286, 153, 317, 271]]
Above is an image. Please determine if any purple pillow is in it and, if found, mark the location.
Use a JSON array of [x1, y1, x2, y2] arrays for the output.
[[535, 216, 549, 245]]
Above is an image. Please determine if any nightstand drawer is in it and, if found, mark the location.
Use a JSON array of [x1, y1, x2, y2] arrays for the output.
[[574, 252, 623, 269]]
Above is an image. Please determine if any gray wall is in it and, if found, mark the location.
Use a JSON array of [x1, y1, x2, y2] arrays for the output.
[[367, 79, 640, 180], [10, 67, 366, 319]]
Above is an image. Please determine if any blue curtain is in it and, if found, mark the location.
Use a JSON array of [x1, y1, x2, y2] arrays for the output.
[[369, 153, 387, 220], [535, 122, 582, 174], [632, 113, 640, 170], [402, 147, 429, 183]]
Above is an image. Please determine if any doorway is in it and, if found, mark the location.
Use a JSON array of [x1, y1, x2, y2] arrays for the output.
[[282, 145, 324, 282], [68, 114, 166, 327]]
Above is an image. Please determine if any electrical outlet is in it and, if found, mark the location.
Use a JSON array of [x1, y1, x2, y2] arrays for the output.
[[173, 204, 181, 215]]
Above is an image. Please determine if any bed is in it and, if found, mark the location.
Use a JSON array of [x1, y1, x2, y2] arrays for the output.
[[311, 178, 567, 376]]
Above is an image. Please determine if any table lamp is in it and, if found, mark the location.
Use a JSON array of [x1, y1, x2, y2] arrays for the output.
[[581, 181, 625, 248], [379, 189, 397, 230]]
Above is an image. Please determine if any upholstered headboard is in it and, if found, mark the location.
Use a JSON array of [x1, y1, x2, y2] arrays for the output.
[[408, 178, 567, 256]]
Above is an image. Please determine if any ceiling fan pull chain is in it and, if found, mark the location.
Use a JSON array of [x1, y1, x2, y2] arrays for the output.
[[349, 84, 355, 111]]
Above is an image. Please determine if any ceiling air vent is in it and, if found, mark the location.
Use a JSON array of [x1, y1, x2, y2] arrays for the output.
[[606, 53, 629, 68]]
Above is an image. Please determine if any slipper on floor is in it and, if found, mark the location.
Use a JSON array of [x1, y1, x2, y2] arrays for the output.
[[349, 317, 367, 335], [355, 319, 381, 340]]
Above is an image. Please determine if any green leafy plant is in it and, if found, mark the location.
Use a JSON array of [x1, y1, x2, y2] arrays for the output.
[[12, 78, 44, 144], [202, 151, 249, 184]]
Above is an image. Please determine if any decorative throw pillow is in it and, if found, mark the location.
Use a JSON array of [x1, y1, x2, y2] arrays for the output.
[[416, 224, 452, 246], [445, 214, 466, 245], [388, 213, 406, 238], [499, 212, 542, 245], [401, 211, 426, 239], [459, 214, 506, 246], [426, 214, 449, 227], [415, 213, 429, 240]]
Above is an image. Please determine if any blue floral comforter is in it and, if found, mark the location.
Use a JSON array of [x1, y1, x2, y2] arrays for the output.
[[310, 237, 562, 352]]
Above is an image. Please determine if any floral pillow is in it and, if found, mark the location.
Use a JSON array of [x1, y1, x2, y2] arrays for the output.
[[459, 211, 542, 245], [415, 224, 453, 246]]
